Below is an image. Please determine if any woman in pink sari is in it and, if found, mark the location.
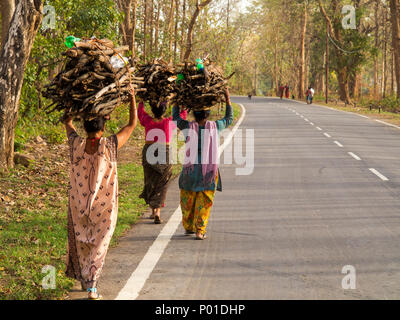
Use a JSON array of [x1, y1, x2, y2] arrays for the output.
[[64, 87, 137, 299], [138, 101, 187, 224]]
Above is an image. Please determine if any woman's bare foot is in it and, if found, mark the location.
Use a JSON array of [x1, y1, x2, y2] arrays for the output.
[[87, 288, 102, 300], [154, 208, 162, 224], [195, 232, 207, 240]]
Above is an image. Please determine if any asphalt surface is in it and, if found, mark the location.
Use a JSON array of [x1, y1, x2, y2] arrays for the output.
[[69, 97, 400, 300]]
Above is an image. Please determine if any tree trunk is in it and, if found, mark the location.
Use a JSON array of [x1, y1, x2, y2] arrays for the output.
[[337, 67, 352, 103], [298, 2, 307, 99], [0, 0, 43, 169], [154, 1, 160, 56], [174, 0, 179, 63], [373, 0, 379, 99], [390, 0, 400, 98], [143, 0, 148, 60], [149, 0, 154, 57], [391, 48, 395, 95], [180, 0, 186, 61], [183, 0, 213, 61], [274, 35, 278, 94], [167, 0, 175, 63], [117, 0, 137, 57], [0, 0, 15, 51], [383, 8, 388, 98]]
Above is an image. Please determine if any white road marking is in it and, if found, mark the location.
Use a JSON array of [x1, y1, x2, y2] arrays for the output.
[[310, 123, 314, 126], [304, 118, 309, 122], [316, 127, 322, 131], [369, 168, 389, 181], [334, 141, 343, 147], [115, 103, 247, 300], [348, 152, 361, 161], [324, 133, 331, 138], [375, 120, 400, 130]]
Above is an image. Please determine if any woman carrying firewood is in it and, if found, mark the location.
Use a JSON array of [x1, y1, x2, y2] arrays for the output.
[[138, 100, 187, 224], [173, 88, 233, 240], [64, 86, 137, 300]]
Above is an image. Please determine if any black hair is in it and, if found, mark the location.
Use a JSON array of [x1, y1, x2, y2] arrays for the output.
[[83, 117, 106, 133], [151, 102, 167, 119], [193, 110, 211, 122]]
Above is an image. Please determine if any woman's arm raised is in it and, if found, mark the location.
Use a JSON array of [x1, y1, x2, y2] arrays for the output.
[[116, 86, 138, 150], [64, 116, 77, 138]]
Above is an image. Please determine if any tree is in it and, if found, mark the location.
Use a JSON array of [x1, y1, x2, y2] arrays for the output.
[[318, 0, 371, 104], [298, 1, 308, 99], [0, 0, 15, 51], [390, 0, 400, 98], [116, 0, 138, 56], [0, 0, 43, 169], [183, 0, 213, 61]]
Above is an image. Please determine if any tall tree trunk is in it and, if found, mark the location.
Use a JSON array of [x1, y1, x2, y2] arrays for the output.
[[298, 2, 307, 99], [180, 0, 186, 61], [167, 0, 175, 63], [373, 0, 379, 99], [149, 0, 154, 57], [143, 0, 148, 61], [154, 1, 160, 56], [0, 0, 43, 169], [390, 0, 400, 98], [116, 0, 137, 57], [274, 35, 278, 94], [174, 0, 179, 63], [0, 0, 15, 51], [131, 0, 137, 57], [383, 8, 388, 98], [391, 48, 395, 95], [183, 0, 213, 61], [337, 67, 352, 103]]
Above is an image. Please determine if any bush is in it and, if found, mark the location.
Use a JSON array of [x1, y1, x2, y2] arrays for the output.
[[380, 96, 400, 113]]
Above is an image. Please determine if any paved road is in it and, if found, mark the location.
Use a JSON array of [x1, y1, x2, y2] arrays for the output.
[[70, 97, 400, 300]]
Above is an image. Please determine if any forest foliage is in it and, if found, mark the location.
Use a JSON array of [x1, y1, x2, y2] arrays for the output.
[[1, 0, 400, 150]]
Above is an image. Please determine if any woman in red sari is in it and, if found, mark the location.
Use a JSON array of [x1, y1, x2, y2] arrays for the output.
[[284, 84, 290, 99]]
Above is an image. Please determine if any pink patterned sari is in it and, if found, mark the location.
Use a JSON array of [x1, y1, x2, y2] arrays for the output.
[[65, 132, 118, 287]]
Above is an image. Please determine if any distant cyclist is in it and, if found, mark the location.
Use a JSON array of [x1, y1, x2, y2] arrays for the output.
[[306, 86, 315, 104]]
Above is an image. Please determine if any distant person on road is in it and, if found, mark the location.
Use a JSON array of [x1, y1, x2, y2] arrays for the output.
[[306, 86, 315, 104], [137, 100, 187, 224], [173, 88, 233, 240], [248, 93, 252, 100], [279, 85, 284, 99], [64, 86, 137, 300], [284, 84, 290, 99]]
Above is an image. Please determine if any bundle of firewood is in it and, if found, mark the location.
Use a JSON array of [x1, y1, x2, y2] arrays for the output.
[[172, 58, 234, 111], [135, 58, 178, 107], [43, 38, 146, 120]]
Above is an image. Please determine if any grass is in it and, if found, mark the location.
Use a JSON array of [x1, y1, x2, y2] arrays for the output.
[[0, 102, 242, 300]]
